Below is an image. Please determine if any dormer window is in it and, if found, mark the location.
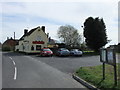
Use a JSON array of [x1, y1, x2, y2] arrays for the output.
[[38, 29, 40, 31]]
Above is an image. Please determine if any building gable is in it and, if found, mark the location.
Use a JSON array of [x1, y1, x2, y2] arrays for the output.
[[19, 26, 47, 41], [17, 26, 49, 53]]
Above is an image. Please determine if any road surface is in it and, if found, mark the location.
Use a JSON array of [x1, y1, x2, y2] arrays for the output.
[[2, 52, 86, 88], [3, 52, 118, 88]]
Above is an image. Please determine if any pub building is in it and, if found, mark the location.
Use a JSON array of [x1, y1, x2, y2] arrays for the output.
[[15, 26, 49, 54]]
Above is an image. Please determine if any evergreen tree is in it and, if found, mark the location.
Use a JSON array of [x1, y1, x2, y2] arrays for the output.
[[83, 17, 108, 52]]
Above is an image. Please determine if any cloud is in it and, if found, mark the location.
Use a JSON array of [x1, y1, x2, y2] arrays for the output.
[[1, 1, 118, 46], [2, 2, 24, 15], [1, 0, 119, 3]]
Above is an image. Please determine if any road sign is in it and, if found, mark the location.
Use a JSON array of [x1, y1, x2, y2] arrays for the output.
[[100, 48, 106, 63], [100, 48, 117, 86], [106, 48, 116, 65]]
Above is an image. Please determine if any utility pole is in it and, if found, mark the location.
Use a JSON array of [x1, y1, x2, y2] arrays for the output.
[[14, 32, 15, 52], [81, 26, 84, 44], [14, 32, 15, 40]]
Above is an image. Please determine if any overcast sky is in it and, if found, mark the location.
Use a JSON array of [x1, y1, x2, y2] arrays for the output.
[[0, 0, 119, 47]]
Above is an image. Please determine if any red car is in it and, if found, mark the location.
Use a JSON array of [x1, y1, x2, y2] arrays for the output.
[[39, 48, 53, 57]]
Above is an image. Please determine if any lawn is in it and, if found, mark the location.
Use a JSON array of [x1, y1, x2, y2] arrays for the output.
[[75, 63, 120, 89]]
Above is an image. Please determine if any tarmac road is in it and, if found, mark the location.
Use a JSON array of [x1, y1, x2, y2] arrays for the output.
[[2, 52, 86, 88]]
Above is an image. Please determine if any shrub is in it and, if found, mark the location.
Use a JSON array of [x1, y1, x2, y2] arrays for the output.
[[2, 46, 11, 51]]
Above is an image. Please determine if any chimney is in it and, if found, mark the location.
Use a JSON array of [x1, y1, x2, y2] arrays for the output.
[[7, 37, 9, 40], [24, 29, 28, 35], [41, 26, 45, 32], [10, 37, 13, 40], [47, 33, 49, 38], [49, 37, 51, 42]]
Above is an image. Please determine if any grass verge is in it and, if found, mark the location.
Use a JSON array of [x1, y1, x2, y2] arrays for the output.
[[75, 63, 120, 89]]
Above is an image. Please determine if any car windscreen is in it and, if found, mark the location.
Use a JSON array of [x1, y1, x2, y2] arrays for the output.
[[71, 49, 79, 51], [43, 49, 51, 51], [61, 48, 68, 50]]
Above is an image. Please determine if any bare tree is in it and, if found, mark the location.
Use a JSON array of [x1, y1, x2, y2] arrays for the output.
[[57, 25, 82, 48]]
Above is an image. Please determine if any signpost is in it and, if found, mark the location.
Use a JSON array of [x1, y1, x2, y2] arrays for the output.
[[100, 48, 106, 80], [100, 48, 117, 86]]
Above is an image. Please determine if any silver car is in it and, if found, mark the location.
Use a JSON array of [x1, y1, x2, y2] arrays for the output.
[[56, 48, 70, 56], [70, 49, 83, 56]]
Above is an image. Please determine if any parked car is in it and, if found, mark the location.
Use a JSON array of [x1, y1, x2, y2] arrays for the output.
[[70, 49, 83, 56], [56, 48, 70, 56], [39, 48, 53, 57]]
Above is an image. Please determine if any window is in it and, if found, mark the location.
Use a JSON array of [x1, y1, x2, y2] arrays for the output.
[[36, 45, 41, 50]]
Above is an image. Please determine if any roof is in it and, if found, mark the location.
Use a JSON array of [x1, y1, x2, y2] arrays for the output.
[[19, 26, 40, 40], [3, 38, 19, 46]]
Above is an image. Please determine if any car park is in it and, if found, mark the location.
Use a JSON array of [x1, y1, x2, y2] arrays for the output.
[[70, 49, 83, 56], [56, 48, 70, 56], [39, 48, 53, 57]]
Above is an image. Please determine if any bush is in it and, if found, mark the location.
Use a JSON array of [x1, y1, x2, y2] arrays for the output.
[[83, 51, 100, 56], [2, 46, 11, 51]]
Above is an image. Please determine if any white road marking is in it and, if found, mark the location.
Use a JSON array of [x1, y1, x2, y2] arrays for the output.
[[12, 60, 16, 66], [14, 67, 17, 80], [9, 57, 16, 66], [9, 57, 12, 60], [9, 57, 17, 80]]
